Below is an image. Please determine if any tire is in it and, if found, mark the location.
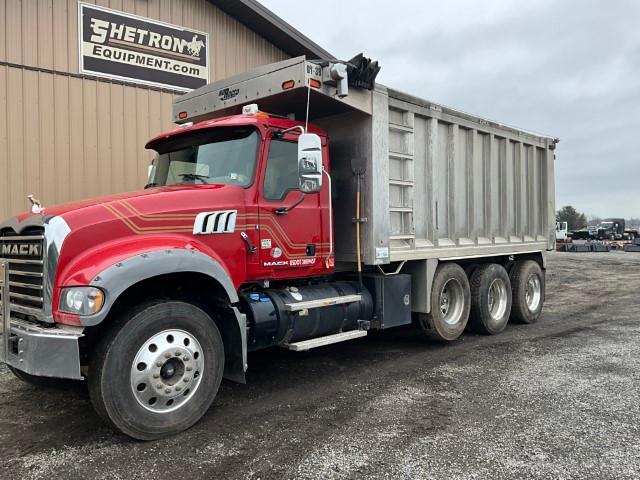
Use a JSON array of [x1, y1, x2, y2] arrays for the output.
[[89, 301, 225, 440], [509, 260, 545, 324], [9, 366, 83, 389], [469, 264, 512, 335], [418, 263, 470, 341]]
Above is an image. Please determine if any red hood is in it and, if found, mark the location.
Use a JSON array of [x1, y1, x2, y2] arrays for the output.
[[13, 185, 242, 227], [49, 183, 247, 293]]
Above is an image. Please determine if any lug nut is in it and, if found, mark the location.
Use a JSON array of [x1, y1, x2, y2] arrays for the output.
[[152, 373, 160, 379], [164, 352, 172, 359], [156, 383, 163, 389], [156, 361, 163, 367], [186, 366, 193, 372], [175, 386, 182, 391], [183, 356, 190, 362], [165, 388, 171, 394], [183, 377, 190, 383], [175, 351, 182, 356]]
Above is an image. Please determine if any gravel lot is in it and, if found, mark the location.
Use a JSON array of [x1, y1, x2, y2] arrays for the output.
[[1, 251, 639, 479]]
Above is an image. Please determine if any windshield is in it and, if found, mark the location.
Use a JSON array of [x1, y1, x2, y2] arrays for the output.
[[148, 127, 259, 187], [600, 222, 614, 227]]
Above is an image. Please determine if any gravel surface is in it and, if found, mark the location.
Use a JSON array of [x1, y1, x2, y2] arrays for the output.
[[1, 251, 639, 479]]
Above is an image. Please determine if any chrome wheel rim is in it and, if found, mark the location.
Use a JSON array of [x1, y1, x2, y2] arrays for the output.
[[130, 329, 204, 413], [440, 278, 464, 326], [525, 275, 542, 312], [487, 278, 508, 321]]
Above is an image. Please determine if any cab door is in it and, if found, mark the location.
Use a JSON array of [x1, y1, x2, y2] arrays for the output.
[[255, 133, 329, 280]]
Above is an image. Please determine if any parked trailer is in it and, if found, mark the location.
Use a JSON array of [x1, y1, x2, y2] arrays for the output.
[[0, 55, 557, 439]]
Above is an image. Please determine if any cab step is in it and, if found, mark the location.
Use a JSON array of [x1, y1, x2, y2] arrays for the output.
[[283, 330, 368, 352]]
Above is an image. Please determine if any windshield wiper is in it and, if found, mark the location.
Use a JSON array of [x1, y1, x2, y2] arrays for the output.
[[144, 182, 159, 189], [179, 173, 210, 184]]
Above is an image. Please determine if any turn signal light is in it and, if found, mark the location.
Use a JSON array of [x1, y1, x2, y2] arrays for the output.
[[282, 80, 296, 90], [309, 79, 321, 89]]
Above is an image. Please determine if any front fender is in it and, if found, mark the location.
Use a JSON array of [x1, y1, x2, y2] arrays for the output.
[[76, 248, 238, 327], [85, 248, 246, 382]]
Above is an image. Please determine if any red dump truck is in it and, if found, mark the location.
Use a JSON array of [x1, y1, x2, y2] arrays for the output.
[[0, 55, 558, 439]]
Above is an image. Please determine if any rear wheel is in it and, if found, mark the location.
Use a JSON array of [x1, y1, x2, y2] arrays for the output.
[[419, 263, 470, 341], [510, 260, 545, 324], [469, 264, 512, 335], [89, 301, 224, 440]]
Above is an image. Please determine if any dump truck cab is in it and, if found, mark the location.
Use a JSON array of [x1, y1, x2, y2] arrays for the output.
[[145, 111, 333, 282]]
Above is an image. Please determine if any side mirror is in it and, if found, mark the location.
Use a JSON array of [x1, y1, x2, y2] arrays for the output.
[[298, 133, 323, 194]]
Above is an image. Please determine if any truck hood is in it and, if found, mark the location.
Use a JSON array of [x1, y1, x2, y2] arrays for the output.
[[2, 184, 244, 235]]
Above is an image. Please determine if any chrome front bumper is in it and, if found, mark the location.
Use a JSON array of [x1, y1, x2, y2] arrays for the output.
[[0, 260, 83, 380]]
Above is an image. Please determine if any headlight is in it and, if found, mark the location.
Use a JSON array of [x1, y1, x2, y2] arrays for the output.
[[59, 287, 105, 316]]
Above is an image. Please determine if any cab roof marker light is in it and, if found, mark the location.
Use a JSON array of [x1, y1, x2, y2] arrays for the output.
[[309, 78, 321, 89], [178, 111, 188, 119], [242, 104, 259, 115], [282, 80, 295, 90]]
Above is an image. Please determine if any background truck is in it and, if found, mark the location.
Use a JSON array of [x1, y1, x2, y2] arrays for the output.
[[0, 55, 558, 440], [596, 218, 637, 241], [556, 222, 568, 241]]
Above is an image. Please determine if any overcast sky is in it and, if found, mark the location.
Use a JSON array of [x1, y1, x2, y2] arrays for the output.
[[259, 0, 640, 220]]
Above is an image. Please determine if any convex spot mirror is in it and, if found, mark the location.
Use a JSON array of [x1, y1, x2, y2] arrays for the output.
[[298, 133, 323, 194], [147, 159, 156, 182]]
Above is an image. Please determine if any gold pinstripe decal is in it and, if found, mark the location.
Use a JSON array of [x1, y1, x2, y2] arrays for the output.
[[120, 200, 196, 220], [103, 204, 192, 234], [104, 202, 331, 259]]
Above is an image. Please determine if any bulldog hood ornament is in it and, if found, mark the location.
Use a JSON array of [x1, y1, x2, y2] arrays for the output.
[[28, 194, 44, 214]]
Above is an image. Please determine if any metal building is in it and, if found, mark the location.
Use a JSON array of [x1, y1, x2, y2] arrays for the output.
[[0, 0, 330, 219]]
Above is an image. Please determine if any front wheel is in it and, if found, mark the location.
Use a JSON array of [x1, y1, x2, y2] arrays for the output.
[[89, 301, 224, 440]]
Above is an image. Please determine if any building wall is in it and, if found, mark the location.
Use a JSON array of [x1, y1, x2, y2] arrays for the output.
[[0, 0, 288, 219]]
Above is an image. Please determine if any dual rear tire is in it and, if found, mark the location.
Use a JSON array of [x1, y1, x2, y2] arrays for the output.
[[419, 260, 544, 341], [469, 264, 512, 335]]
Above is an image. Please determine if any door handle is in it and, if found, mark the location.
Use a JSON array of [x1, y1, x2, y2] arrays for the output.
[[240, 231, 257, 254]]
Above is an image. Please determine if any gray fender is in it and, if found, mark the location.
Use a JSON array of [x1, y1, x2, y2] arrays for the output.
[[84, 248, 246, 382]]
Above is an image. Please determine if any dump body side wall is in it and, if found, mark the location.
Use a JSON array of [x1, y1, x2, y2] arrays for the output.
[[322, 86, 556, 266], [324, 87, 556, 265], [380, 90, 556, 264]]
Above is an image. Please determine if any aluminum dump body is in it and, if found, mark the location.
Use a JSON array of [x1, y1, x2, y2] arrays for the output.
[[173, 56, 557, 266]]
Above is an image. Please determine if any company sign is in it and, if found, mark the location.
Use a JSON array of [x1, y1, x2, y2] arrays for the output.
[[79, 3, 209, 91]]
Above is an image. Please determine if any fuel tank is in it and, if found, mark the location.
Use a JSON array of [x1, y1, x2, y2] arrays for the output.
[[241, 281, 373, 351]]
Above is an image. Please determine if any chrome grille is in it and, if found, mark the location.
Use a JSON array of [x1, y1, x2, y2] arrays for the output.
[[0, 230, 45, 319]]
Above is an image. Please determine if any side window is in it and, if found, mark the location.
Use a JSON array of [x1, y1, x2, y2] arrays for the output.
[[263, 140, 299, 201]]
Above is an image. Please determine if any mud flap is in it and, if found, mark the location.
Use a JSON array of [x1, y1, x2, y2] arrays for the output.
[[223, 306, 247, 384]]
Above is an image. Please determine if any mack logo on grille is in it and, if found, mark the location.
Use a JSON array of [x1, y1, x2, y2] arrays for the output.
[[1, 243, 41, 257]]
